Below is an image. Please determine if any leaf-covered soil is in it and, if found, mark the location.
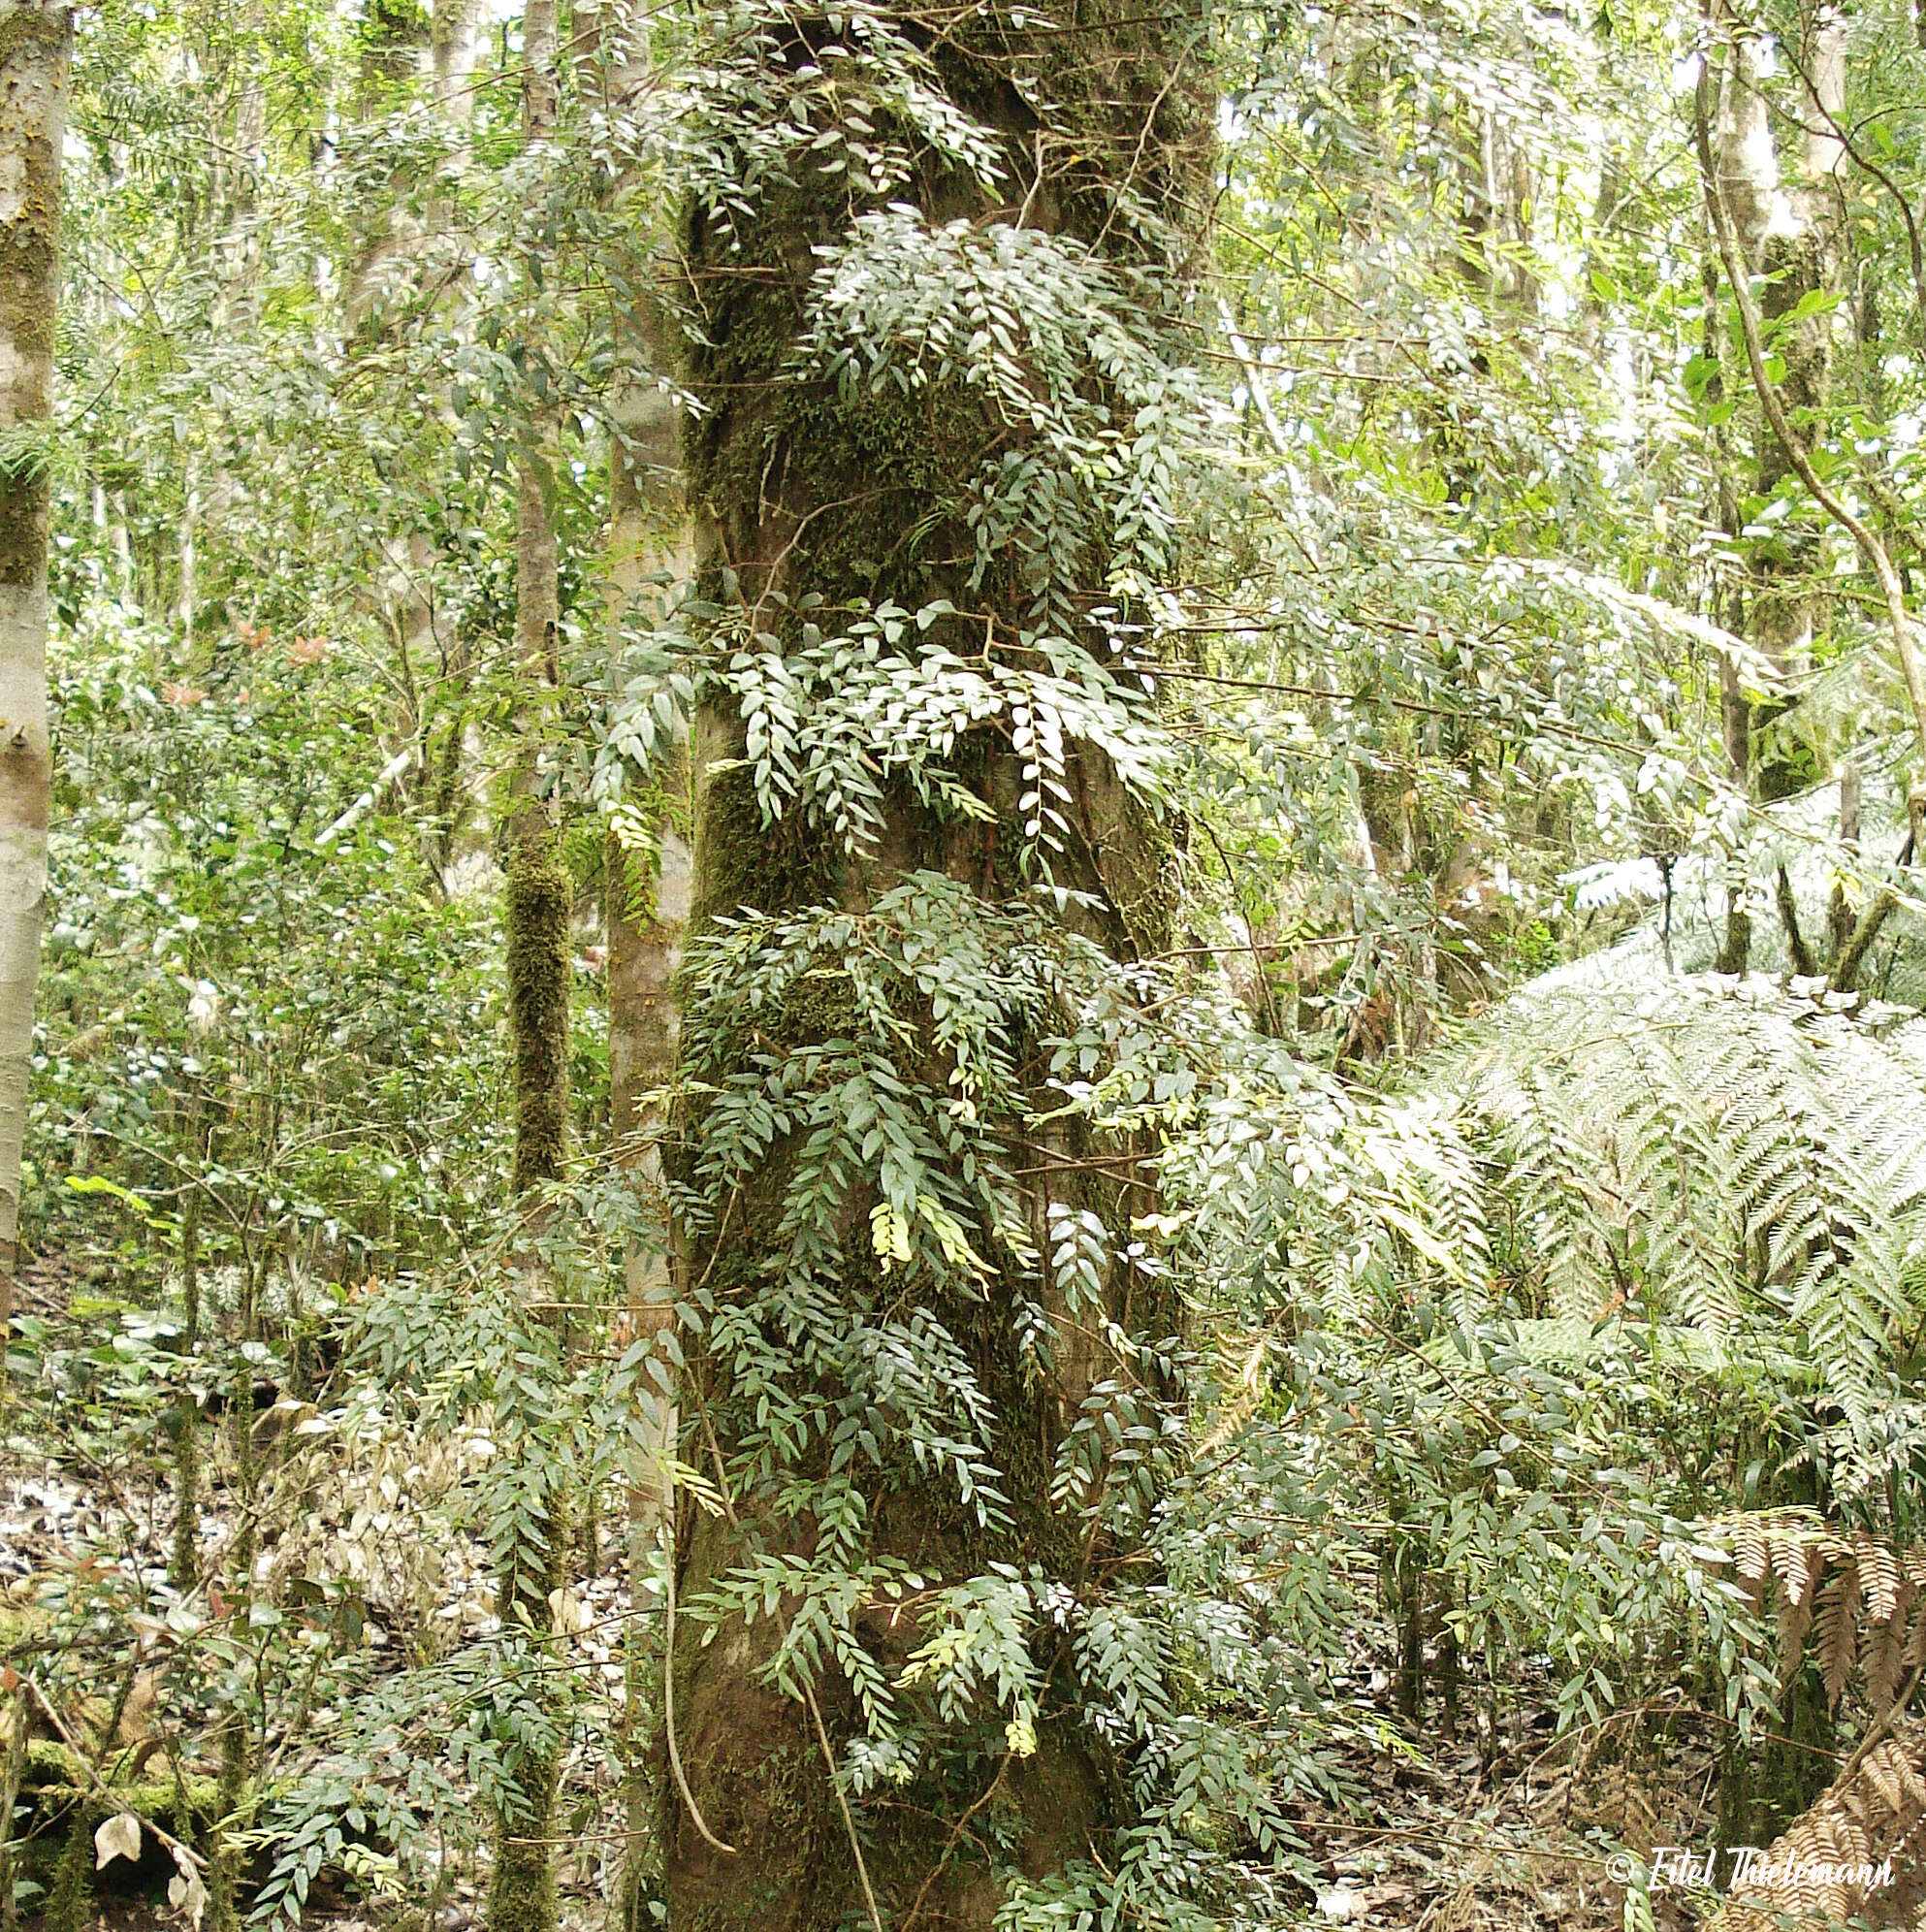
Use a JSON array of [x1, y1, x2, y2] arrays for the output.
[[3, 1477, 1717, 1928], [1, 1261, 1730, 1932]]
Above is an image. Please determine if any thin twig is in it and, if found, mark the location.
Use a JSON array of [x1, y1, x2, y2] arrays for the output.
[[660, 1507, 736, 1855], [314, 744, 418, 850]]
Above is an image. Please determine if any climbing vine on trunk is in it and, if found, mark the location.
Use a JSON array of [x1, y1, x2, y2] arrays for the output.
[[591, 2, 1296, 1921]]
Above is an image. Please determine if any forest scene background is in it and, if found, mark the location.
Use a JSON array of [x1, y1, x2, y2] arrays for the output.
[[10, 0, 1926, 1926]]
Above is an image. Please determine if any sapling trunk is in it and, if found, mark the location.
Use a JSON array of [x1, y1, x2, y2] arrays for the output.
[[171, 1186, 202, 1588], [488, 516, 572, 1932], [608, 793, 687, 1925], [488, 4, 570, 1923], [592, 6, 691, 1906], [0, 0, 70, 1383], [0, 1688, 27, 1931], [209, 1249, 265, 1932]]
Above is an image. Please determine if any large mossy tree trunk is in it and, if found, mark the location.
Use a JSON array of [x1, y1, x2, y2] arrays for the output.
[[659, 5, 1208, 1924], [0, 0, 67, 1375]]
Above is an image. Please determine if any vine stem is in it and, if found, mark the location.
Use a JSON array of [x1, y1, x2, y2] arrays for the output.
[[692, 1397, 884, 1932], [804, 1680, 885, 1932], [660, 1498, 736, 1855], [897, 1749, 1013, 1932]]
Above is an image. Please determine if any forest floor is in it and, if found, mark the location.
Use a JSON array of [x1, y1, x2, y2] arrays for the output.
[[1, 1447, 1716, 1930], [1293, 1698, 1715, 1930], [4, 1254, 1717, 1931]]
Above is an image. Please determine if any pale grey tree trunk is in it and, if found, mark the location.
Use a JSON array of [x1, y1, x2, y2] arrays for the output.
[[0, 0, 71, 1367], [594, 8, 688, 1909], [429, 0, 478, 245], [432, 0, 478, 134], [1714, 30, 1786, 267], [1709, 8, 1847, 973], [603, 12, 690, 1531], [608, 436, 689, 1532]]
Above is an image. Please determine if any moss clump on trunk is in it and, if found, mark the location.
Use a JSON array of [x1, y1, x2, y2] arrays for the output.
[[491, 817, 571, 1932], [486, 1754, 561, 1932], [42, 1805, 94, 1932], [507, 817, 571, 1194]]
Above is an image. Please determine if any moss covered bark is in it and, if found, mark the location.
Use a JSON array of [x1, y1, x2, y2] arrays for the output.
[[507, 820, 571, 1194], [659, 4, 1207, 1924], [495, 428, 570, 1932], [489, 6, 570, 1926], [42, 1802, 93, 1932]]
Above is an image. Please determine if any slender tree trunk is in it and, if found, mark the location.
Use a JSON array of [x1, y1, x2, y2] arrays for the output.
[[428, 0, 477, 255], [506, 423, 567, 1203], [490, 790, 569, 1932], [209, 1254, 263, 1932], [0, 1683, 26, 1930], [432, 0, 477, 137], [1827, 760, 1861, 969], [225, 0, 267, 304], [385, 0, 480, 878], [170, 1183, 202, 1586], [0, 0, 69, 1373], [1715, 4, 1846, 805], [591, 12, 690, 1914], [1704, 11, 1835, 970], [607, 783, 686, 1921], [178, 455, 197, 654], [1750, 5, 1843, 802], [347, 0, 431, 331], [607, 320, 690, 1932], [601, 0, 689, 1567], [489, 6, 568, 1930], [1710, 27, 1776, 968], [507, 0, 563, 1200]]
